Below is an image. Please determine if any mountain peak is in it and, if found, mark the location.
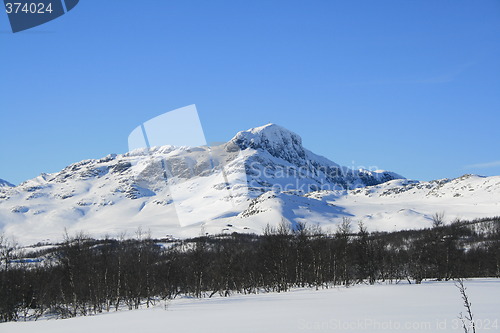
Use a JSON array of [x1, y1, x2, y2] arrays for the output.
[[236, 123, 301, 142], [231, 124, 305, 163]]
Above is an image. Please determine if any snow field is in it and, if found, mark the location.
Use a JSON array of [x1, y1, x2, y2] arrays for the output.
[[3, 278, 499, 333]]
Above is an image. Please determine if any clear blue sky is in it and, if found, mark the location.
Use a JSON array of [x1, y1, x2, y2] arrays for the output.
[[1, 0, 499, 185]]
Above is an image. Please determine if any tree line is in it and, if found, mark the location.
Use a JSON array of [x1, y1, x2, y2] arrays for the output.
[[0, 216, 499, 322]]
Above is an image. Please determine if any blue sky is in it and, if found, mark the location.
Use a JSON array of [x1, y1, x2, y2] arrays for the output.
[[1, 0, 499, 185]]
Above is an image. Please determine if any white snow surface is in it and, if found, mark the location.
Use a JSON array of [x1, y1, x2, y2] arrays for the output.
[[3, 279, 499, 332], [0, 124, 499, 244]]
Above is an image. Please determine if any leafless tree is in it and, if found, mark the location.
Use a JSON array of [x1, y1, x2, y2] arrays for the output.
[[456, 278, 476, 333], [432, 212, 445, 228]]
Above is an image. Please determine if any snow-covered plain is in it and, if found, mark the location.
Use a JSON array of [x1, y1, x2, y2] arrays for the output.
[[3, 279, 499, 332]]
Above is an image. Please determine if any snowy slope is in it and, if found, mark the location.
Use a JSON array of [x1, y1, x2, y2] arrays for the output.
[[240, 174, 500, 232], [3, 279, 499, 333], [0, 124, 498, 244]]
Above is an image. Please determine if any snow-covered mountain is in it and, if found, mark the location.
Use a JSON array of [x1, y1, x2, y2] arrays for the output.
[[0, 124, 498, 244], [0, 178, 14, 188]]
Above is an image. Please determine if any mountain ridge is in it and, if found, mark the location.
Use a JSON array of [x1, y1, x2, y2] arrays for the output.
[[0, 179, 14, 188]]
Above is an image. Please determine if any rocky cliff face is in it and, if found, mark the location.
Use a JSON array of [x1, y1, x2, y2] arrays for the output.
[[230, 123, 404, 193]]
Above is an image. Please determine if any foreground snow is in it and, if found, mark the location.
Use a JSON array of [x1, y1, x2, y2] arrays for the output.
[[4, 279, 499, 332]]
